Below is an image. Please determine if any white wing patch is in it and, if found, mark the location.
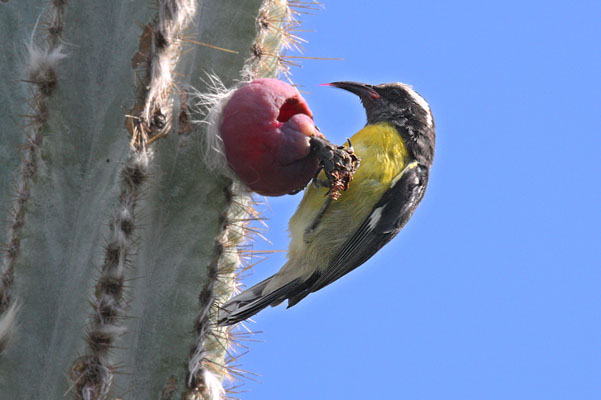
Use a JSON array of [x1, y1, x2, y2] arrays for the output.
[[368, 206, 384, 230]]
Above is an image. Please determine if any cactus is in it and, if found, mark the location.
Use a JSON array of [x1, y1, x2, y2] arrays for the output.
[[0, 0, 308, 398]]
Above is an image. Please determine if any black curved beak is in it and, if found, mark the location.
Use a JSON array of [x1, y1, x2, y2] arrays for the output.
[[325, 81, 380, 100]]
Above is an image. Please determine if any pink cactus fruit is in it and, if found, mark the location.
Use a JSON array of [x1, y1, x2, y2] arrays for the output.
[[220, 78, 324, 196]]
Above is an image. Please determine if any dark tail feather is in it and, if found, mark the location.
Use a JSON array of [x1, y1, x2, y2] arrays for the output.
[[285, 290, 311, 309], [285, 272, 321, 308], [217, 277, 302, 326]]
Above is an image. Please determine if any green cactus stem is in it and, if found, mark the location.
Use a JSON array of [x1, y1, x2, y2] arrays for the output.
[[0, 0, 306, 398]]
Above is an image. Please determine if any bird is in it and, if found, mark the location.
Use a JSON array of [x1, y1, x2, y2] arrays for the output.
[[218, 81, 436, 326]]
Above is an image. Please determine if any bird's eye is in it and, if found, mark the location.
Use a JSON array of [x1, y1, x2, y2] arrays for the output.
[[386, 88, 400, 99]]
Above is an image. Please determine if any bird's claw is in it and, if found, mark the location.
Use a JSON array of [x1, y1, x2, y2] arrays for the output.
[[308, 135, 361, 200]]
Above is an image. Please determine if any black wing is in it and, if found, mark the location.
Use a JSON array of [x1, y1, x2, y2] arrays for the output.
[[287, 163, 429, 307]]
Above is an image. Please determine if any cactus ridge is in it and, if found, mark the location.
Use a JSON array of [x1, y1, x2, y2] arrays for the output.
[[0, 0, 67, 355]]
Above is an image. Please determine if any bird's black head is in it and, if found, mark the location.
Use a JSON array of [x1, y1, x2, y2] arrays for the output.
[[327, 81, 435, 166]]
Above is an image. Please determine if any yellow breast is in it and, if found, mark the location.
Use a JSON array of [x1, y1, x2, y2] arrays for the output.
[[343, 122, 409, 194], [283, 122, 409, 273], [296, 122, 408, 216]]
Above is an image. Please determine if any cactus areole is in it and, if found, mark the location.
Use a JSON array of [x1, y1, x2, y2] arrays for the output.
[[220, 78, 324, 196]]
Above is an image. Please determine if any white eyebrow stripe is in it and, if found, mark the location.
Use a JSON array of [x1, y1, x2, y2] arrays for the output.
[[399, 83, 433, 127]]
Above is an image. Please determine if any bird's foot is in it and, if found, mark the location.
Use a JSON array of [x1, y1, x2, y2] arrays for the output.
[[308, 136, 361, 200]]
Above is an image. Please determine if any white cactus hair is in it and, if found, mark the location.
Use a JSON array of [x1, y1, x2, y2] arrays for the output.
[[26, 9, 67, 83], [191, 73, 249, 182], [203, 369, 225, 400], [27, 44, 67, 78]]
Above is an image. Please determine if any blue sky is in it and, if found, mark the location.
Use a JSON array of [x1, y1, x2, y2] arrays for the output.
[[235, 1, 601, 399]]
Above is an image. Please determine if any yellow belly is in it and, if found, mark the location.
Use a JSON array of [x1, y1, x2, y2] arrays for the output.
[[282, 122, 409, 278]]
